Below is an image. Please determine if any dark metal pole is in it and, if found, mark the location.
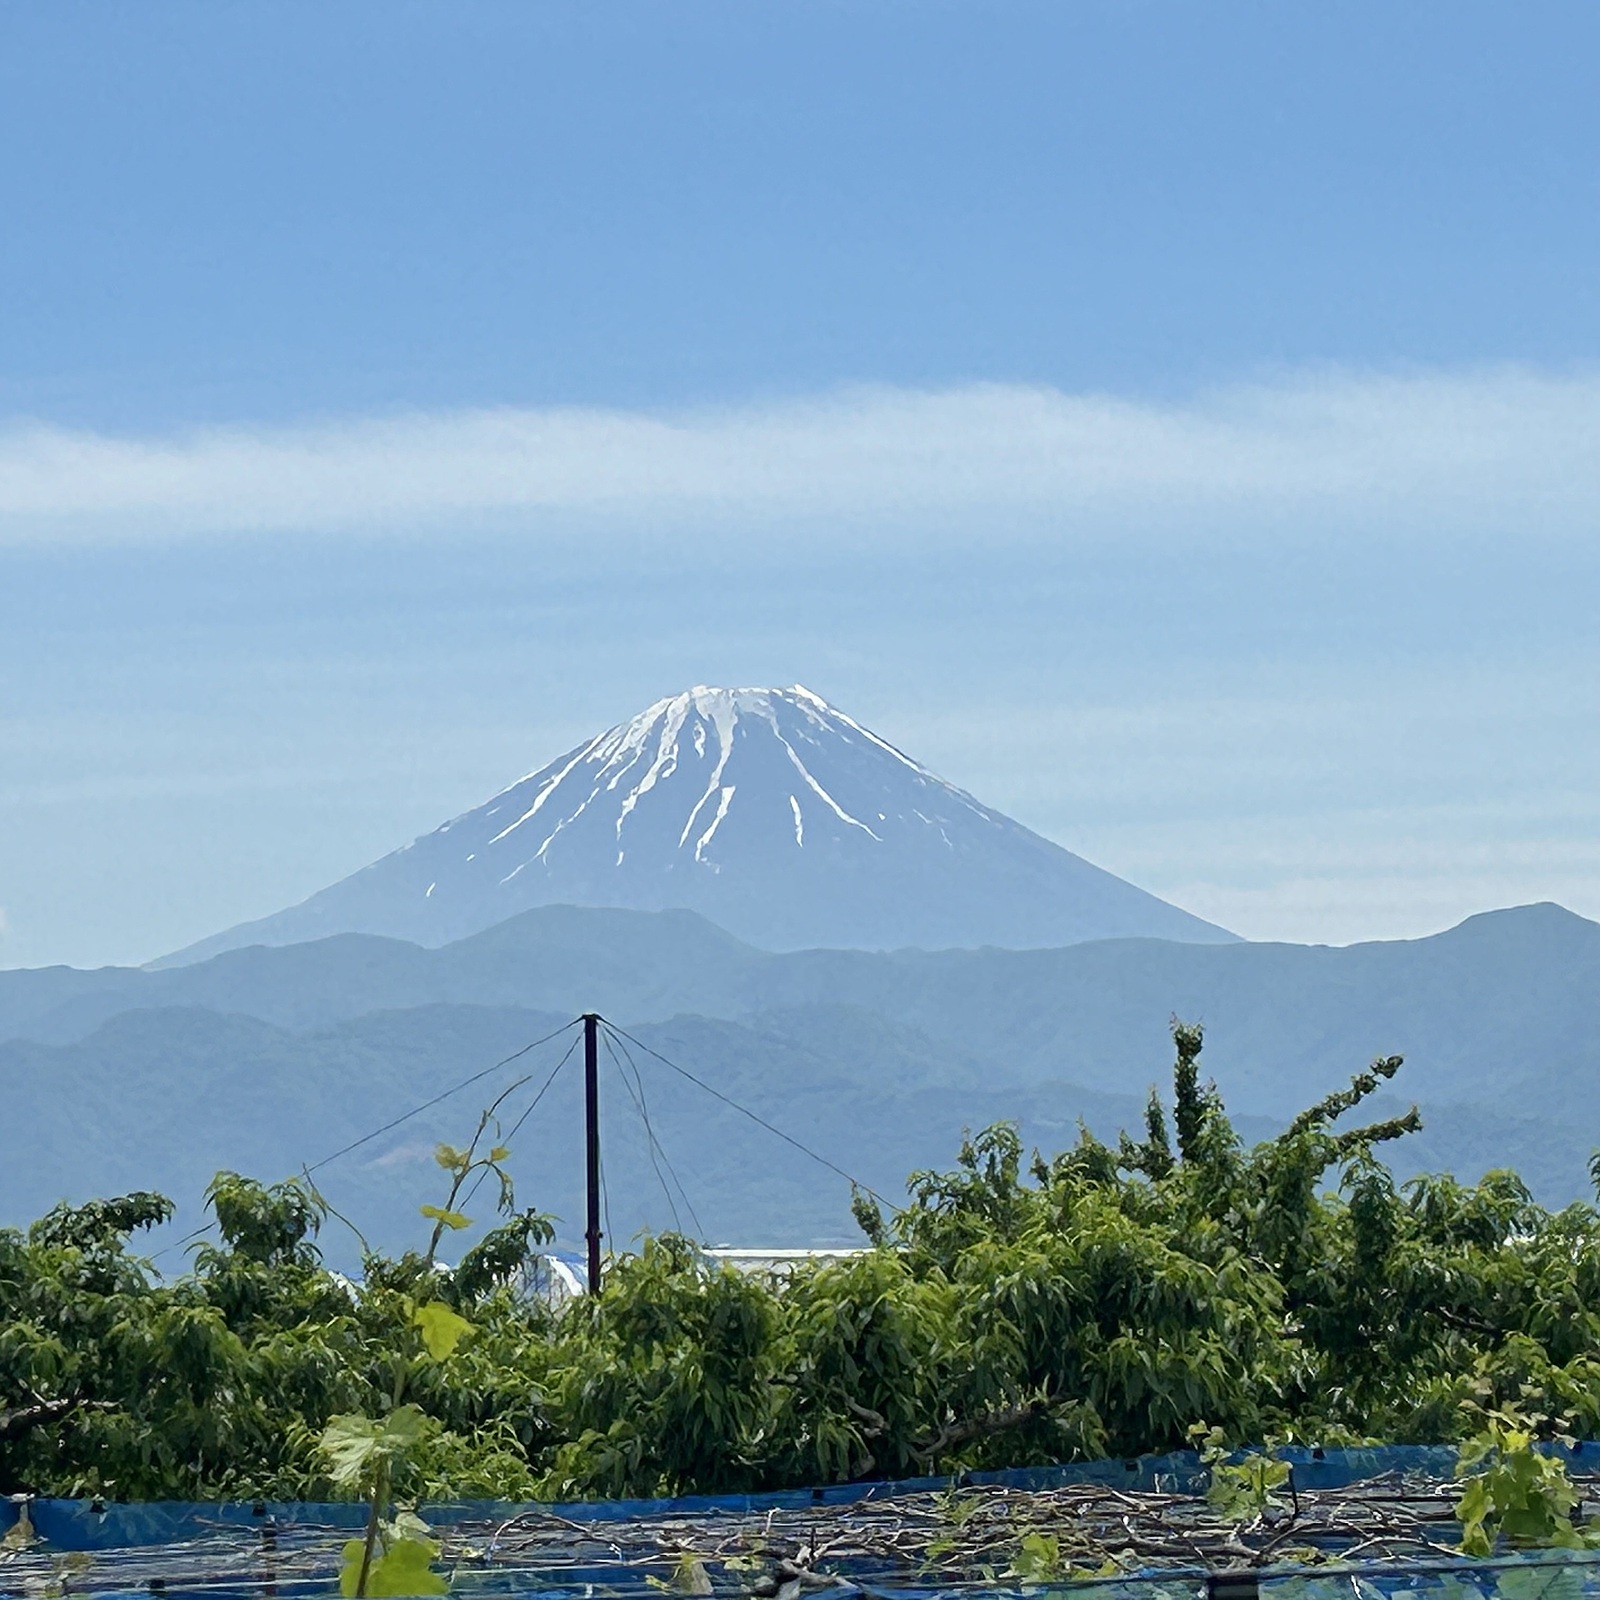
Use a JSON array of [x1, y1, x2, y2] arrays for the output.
[[583, 1013, 603, 1294]]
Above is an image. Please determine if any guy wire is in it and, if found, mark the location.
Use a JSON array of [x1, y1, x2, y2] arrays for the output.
[[602, 1028, 697, 1238], [601, 1019, 893, 1210], [306, 1017, 583, 1174], [604, 1027, 704, 1239], [461, 1030, 584, 1208]]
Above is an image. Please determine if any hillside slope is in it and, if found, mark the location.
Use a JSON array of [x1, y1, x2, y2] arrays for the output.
[[3, 902, 1597, 1254], [11, 902, 1593, 1122]]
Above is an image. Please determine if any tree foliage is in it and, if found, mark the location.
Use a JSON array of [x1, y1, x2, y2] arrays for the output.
[[5, 1023, 1600, 1509]]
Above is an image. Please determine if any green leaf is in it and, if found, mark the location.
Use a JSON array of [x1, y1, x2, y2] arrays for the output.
[[367, 1536, 448, 1597], [433, 1144, 469, 1174], [489, 1145, 511, 1163], [320, 1406, 433, 1488], [376, 1405, 431, 1450], [318, 1414, 384, 1486], [337, 1538, 368, 1597], [419, 1204, 472, 1231], [1008, 1531, 1062, 1583], [412, 1300, 474, 1362], [338, 1533, 447, 1599]]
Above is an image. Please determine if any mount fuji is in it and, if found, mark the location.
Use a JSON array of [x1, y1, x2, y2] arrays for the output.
[[164, 686, 1235, 963]]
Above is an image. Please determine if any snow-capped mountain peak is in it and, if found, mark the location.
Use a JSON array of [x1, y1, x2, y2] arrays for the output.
[[480, 684, 979, 874], [165, 685, 1235, 961]]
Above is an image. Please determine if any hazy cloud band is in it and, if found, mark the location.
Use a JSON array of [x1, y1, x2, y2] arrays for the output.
[[2, 368, 1597, 545]]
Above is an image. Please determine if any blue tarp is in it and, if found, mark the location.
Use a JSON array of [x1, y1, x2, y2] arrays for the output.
[[7, 1443, 1600, 1600], [7, 1441, 1599, 1550]]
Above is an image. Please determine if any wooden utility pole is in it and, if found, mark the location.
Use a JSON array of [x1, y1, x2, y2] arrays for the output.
[[583, 1013, 603, 1294]]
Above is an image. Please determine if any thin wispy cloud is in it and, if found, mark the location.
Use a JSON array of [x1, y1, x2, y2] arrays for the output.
[[2, 367, 1597, 546]]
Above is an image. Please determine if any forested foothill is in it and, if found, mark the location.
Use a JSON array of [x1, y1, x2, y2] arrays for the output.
[[5, 1023, 1600, 1519]]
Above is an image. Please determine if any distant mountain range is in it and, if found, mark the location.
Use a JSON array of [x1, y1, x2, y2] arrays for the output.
[[4, 901, 1597, 1263], [160, 685, 1234, 963]]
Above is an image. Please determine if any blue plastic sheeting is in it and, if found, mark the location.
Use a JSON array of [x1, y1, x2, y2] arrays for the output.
[[1264, 1552, 1600, 1600], [0, 1585, 1204, 1600], [4, 1440, 1598, 1553], [965, 1445, 1465, 1497]]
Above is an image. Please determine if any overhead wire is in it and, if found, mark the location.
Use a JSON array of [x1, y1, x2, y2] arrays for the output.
[[497, 1032, 583, 1148], [602, 1028, 704, 1239], [605, 1027, 705, 1239], [601, 1029, 681, 1233], [147, 1220, 217, 1268], [461, 1030, 583, 1209], [157, 1021, 582, 1266], [304, 1017, 583, 1175], [600, 1019, 894, 1210], [604, 1024, 700, 1235]]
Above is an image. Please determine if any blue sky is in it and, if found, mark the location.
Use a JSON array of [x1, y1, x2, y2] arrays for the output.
[[2, 1, 1597, 967]]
